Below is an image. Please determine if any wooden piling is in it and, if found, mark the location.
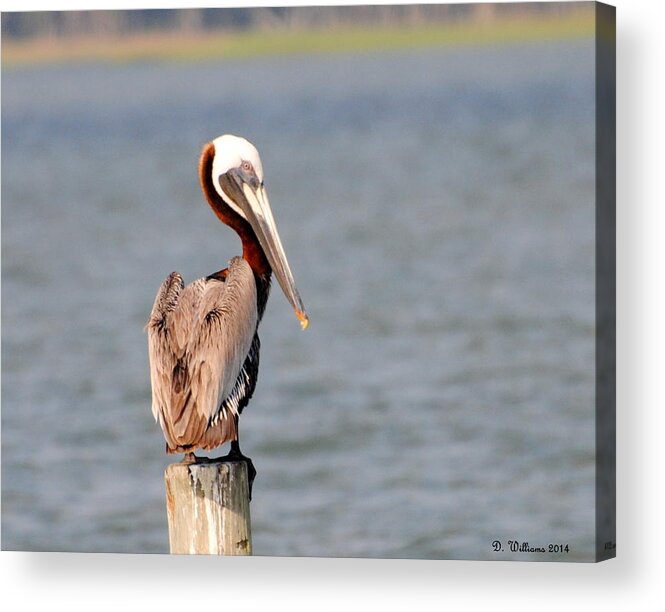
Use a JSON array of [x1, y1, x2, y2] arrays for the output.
[[164, 460, 252, 555]]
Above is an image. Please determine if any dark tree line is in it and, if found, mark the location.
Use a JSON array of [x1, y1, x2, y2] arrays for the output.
[[1, 4, 589, 41]]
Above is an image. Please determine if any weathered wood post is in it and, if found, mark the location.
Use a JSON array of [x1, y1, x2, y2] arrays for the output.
[[164, 460, 252, 555]]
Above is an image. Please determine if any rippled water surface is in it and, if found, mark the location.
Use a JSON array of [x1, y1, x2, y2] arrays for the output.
[[2, 40, 596, 560]]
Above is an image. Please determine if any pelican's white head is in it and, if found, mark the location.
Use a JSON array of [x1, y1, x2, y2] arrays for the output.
[[212, 135, 264, 218], [208, 134, 309, 330]]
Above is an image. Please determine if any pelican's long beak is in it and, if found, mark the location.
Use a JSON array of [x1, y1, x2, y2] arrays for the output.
[[230, 172, 309, 330]]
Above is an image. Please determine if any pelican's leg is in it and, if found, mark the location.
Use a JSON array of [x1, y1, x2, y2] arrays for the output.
[[222, 437, 257, 501]]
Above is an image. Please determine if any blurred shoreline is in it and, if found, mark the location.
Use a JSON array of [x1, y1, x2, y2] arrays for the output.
[[2, 9, 594, 68]]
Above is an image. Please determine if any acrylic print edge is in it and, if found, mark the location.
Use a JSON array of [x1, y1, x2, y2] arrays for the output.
[[595, 0, 617, 562]]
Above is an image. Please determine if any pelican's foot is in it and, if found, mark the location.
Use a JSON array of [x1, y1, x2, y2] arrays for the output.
[[220, 442, 256, 501], [181, 452, 199, 464]]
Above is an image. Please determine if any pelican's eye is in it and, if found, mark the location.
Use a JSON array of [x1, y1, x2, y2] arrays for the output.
[[239, 160, 260, 189]]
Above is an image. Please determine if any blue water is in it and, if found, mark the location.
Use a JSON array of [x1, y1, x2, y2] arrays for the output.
[[2, 39, 596, 560]]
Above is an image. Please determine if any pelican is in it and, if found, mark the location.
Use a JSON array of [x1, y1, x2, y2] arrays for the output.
[[147, 134, 308, 497]]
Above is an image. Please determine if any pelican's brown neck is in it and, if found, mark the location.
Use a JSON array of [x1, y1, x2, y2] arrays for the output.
[[199, 143, 271, 278]]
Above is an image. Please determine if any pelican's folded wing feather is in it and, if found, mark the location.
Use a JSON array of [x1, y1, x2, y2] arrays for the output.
[[146, 257, 257, 450], [146, 271, 185, 426], [187, 257, 258, 425]]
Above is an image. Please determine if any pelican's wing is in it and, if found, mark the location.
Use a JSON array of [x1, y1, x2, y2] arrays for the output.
[[146, 271, 186, 425], [219, 331, 260, 419], [186, 257, 258, 425], [147, 257, 257, 449]]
